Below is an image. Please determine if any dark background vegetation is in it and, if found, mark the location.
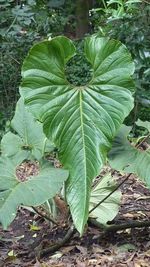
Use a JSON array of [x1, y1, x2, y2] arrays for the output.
[[0, 0, 150, 138]]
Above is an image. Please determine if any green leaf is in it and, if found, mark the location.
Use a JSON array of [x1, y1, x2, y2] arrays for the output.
[[89, 174, 121, 225], [125, 0, 141, 5], [1, 98, 54, 160], [136, 119, 150, 132], [0, 156, 68, 229], [20, 35, 135, 234], [109, 125, 150, 188], [1, 132, 30, 162]]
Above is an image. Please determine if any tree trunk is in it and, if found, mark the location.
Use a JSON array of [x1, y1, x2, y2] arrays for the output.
[[75, 0, 90, 39]]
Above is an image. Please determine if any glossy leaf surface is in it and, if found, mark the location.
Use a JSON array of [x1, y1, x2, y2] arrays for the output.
[[20, 35, 134, 233]]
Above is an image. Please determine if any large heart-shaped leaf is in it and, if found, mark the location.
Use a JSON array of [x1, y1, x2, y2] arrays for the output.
[[89, 173, 121, 225], [1, 98, 54, 161], [20, 35, 135, 234], [0, 156, 68, 229], [108, 125, 150, 188]]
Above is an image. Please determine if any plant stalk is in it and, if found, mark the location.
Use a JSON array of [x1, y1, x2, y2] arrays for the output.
[[89, 132, 150, 214], [89, 172, 132, 214], [32, 206, 59, 226], [39, 225, 75, 258], [136, 133, 150, 149]]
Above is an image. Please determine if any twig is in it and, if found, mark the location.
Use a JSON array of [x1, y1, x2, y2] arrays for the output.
[[31, 225, 75, 259], [142, 0, 150, 4], [89, 132, 150, 214], [89, 172, 132, 214], [32, 206, 59, 226], [9, 55, 20, 65], [5, 16, 17, 35], [136, 133, 150, 149], [89, 218, 150, 232]]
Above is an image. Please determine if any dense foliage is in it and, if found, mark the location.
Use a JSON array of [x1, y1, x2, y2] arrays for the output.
[[0, 0, 74, 136], [92, 1, 150, 123]]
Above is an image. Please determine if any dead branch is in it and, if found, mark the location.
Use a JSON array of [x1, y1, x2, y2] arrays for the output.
[[89, 218, 150, 232]]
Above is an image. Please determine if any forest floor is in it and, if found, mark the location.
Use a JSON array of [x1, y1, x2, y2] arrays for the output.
[[0, 172, 150, 267]]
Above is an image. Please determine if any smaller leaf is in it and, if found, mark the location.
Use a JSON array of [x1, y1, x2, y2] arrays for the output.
[[1, 132, 30, 162], [89, 174, 121, 225], [1, 98, 55, 161], [0, 156, 69, 229], [136, 119, 150, 132], [109, 125, 150, 188]]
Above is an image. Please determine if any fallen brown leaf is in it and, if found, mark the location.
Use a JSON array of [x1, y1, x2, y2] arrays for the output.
[[60, 245, 75, 254], [134, 259, 150, 267]]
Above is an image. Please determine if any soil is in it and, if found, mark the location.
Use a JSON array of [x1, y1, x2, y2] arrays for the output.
[[0, 172, 150, 267]]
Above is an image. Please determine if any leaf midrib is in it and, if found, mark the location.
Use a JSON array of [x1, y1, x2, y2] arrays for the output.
[[79, 90, 88, 230]]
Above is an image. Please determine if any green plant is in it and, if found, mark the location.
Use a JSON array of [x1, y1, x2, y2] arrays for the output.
[[0, 98, 68, 229], [0, 0, 74, 136], [0, 35, 150, 237], [0, 156, 68, 229], [1, 98, 54, 161], [91, 1, 150, 123], [19, 35, 135, 234]]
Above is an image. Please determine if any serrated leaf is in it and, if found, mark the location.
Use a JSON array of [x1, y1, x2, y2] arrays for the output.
[[0, 157, 68, 229], [20, 35, 135, 233], [109, 125, 150, 188], [89, 174, 121, 225], [1, 98, 54, 160]]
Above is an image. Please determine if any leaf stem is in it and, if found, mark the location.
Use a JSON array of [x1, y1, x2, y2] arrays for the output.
[[136, 133, 150, 149], [89, 172, 132, 214], [28, 224, 75, 259], [89, 132, 150, 214], [5, 16, 17, 35], [102, 0, 107, 10], [32, 206, 59, 226]]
